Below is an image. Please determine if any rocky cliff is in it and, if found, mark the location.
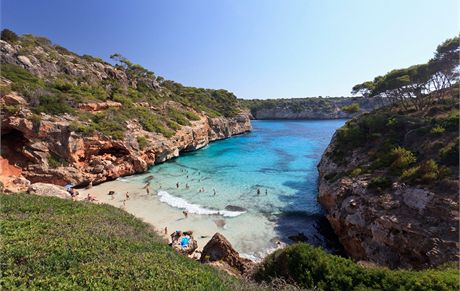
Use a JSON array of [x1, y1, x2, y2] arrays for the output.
[[241, 96, 388, 120], [1, 96, 251, 190], [0, 34, 251, 191], [317, 96, 459, 269]]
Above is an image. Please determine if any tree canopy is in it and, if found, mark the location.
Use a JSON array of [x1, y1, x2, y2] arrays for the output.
[[352, 36, 459, 110]]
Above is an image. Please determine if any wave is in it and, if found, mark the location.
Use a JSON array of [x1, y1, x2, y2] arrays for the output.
[[116, 177, 131, 182], [157, 191, 245, 217]]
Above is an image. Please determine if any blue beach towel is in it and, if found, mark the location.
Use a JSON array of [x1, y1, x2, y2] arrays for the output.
[[180, 237, 190, 248]]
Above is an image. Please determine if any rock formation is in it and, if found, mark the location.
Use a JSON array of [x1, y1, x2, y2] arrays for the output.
[[201, 233, 255, 275], [242, 96, 388, 120], [0, 36, 252, 191], [317, 100, 459, 269]]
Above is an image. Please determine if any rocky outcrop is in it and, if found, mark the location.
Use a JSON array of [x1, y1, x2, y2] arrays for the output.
[[201, 233, 255, 275], [317, 104, 459, 269], [1, 101, 251, 188], [28, 182, 70, 199]]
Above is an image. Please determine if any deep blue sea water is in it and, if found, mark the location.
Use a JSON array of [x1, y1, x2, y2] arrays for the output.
[[122, 120, 346, 256]]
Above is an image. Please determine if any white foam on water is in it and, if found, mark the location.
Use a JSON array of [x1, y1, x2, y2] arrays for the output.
[[157, 190, 245, 217], [116, 177, 130, 182]]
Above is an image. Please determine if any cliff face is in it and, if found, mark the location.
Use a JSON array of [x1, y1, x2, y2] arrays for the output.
[[1, 93, 251, 190], [317, 98, 459, 269], [0, 35, 251, 191], [242, 97, 387, 120]]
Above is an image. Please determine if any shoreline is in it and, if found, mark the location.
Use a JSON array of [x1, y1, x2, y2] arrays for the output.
[[77, 178, 283, 261]]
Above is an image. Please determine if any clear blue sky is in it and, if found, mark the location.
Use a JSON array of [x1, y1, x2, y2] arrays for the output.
[[1, 0, 458, 99]]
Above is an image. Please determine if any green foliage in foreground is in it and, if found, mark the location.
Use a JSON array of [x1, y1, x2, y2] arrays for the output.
[[255, 244, 459, 291], [0, 193, 252, 290]]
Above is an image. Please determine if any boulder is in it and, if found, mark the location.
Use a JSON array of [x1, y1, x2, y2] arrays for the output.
[[28, 183, 70, 199], [200, 232, 254, 275]]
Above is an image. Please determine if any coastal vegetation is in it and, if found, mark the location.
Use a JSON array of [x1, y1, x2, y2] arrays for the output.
[[255, 244, 459, 291], [0, 193, 258, 290], [0, 31, 244, 140]]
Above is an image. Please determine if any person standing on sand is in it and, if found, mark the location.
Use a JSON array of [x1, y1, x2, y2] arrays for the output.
[[146, 187, 150, 194], [164, 226, 168, 235], [125, 192, 130, 200], [183, 210, 188, 218]]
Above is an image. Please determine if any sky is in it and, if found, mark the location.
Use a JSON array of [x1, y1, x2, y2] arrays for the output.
[[1, 0, 458, 99]]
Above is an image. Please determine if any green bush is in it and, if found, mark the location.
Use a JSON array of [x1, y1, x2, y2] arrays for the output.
[[440, 139, 459, 166], [1, 28, 18, 42], [431, 125, 446, 134], [368, 176, 391, 189], [349, 167, 363, 177], [47, 153, 68, 168], [336, 122, 366, 147], [137, 135, 149, 150], [184, 110, 200, 121], [390, 146, 416, 171], [341, 103, 360, 113], [402, 159, 441, 184], [34, 94, 74, 115], [439, 110, 459, 131], [0, 193, 248, 290], [255, 243, 459, 291]]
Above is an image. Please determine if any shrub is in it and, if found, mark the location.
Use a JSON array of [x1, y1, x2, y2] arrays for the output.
[[255, 244, 459, 291], [167, 108, 190, 126], [431, 125, 446, 134], [336, 122, 366, 147], [341, 103, 360, 113], [390, 146, 416, 171], [349, 167, 363, 177], [3, 105, 20, 114], [47, 153, 68, 168], [34, 94, 74, 115], [137, 136, 149, 150], [368, 176, 391, 189], [1, 28, 18, 42], [402, 159, 440, 184], [184, 110, 200, 121], [439, 110, 459, 131], [440, 139, 459, 166]]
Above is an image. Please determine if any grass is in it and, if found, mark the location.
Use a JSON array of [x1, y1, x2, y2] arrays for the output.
[[255, 244, 459, 291], [0, 193, 257, 290]]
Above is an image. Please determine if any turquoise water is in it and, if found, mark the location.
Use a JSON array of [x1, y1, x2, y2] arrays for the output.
[[123, 120, 346, 255]]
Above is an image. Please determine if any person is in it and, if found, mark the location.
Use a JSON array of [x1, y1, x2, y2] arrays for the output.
[[146, 187, 150, 194], [176, 182, 179, 188], [108, 190, 115, 196], [186, 183, 189, 189], [164, 226, 168, 235], [87, 193, 97, 202], [257, 188, 261, 195], [265, 189, 268, 195], [125, 192, 130, 200], [213, 188, 216, 196], [183, 210, 188, 218]]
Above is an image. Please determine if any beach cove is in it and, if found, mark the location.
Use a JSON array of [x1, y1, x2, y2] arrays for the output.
[[81, 120, 345, 260]]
